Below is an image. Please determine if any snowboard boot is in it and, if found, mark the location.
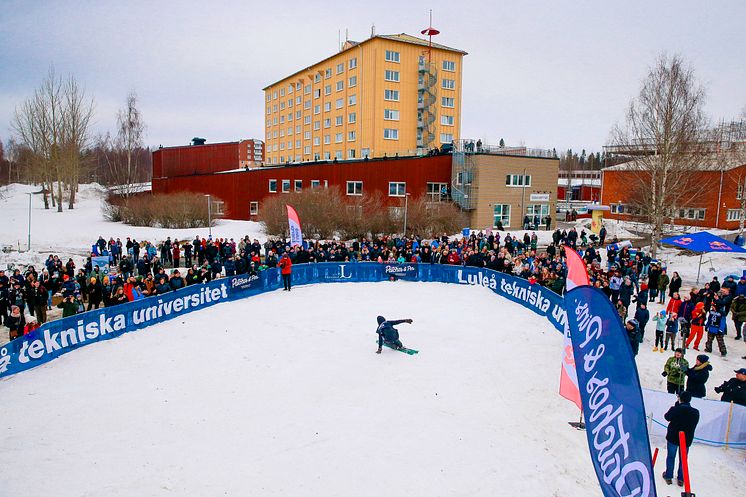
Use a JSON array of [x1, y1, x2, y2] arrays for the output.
[[677, 479, 684, 487], [653, 347, 659, 352], [376, 347, 382, 354], [659, 348, 664, 353], [662, 473, 672, 485]]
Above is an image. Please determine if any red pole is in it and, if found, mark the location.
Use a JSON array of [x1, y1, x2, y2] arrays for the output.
[[651, 447, 659, 467], [678, 431, 692, 494]]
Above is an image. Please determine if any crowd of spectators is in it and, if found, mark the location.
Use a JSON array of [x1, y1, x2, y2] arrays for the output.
[[2, 228, 745, 398]]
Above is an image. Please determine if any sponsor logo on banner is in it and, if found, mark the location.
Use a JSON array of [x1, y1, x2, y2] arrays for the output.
[[324, 264, 353, 281], [529, 193, 550, 202], [565, 286, 656, 497], [230, 274, 261, 292], [384, 264, 418, 279]]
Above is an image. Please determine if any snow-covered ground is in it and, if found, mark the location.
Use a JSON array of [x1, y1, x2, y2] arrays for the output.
[[0, 282, 743, 497], [0, 183, 265, 269]]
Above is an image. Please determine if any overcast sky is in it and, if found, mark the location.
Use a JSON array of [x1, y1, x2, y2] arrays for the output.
[[1, 0, 744, 153]]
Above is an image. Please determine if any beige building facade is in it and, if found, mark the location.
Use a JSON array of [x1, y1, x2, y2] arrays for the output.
[[452, 151, 559, 230], [262, 34, 466, 165]]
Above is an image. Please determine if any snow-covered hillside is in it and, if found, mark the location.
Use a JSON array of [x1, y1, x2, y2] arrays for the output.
[[0, 282, 743, 497]]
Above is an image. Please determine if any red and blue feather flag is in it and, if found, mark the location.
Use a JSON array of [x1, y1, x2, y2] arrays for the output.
[[287, 205, 303, 248]]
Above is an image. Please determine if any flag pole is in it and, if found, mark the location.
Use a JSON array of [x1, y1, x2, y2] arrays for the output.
[[696, 253, 702, 284]]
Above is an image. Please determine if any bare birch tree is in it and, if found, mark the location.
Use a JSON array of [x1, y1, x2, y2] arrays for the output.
[[12, 68, 94, 211], [104, 91, 146, 199], [611, 54, 711, 257]]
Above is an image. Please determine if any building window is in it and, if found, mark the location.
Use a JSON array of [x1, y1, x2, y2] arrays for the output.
[[389, 182, 406, 197], [348, 94, 357, 105], [304, 131, 311, 140], [442, 79, 455, 90], [348, 112, 356, 124], [269, 179, 277, 193], [266, 94, 271, 102], [303, 146, 311, 154], [443, 60, 456, 72], [324, 134, 331, 145], [384, 109, 399, 121], [212, 200, 225, 215], [677, 208, 706, 221], [335, 132, 343, 143], [281, 180, 290, 193], [493, 204, 511, 228], [505, 174, 532, 187], [324, 85, 331, 96], [336, 63, 344, 74], [296, 110, 302, 120], [336, 81, 344, 91], [324, 118, 331, 128], [346, 181, 363, 196], [313, 137, 320, 146], [314, 88, 321, 99], [349, 58, 357, 69], [441, 115, 454, 126], [349, 75, 357, 87], [296, 96, 302, 105], [442, 97, 455, 108], [348, 149, 356, 159], [440, 133, 453, 144], [325, 68, 332, 79], [427, 182, 449, 201], [384, 89, 400, 101], [526, 204, 550, 219], [272, 91, 278, 100], [250, 201, 258, 216], [323, 152, 330, 160], [288, 84, 294, 94], [362, 148, 370, 158], [335, 98, 344, 109], [383, 128, 399, 140], [737, 182, 744, 200], [726, 209, 743, 222], [311, 180, 320, 188], [304, 100, 311, 110], [294, 180, 302, 192], [348, 131, 356, 141], [313, 120, 321, 130], [335, 116, 343, 126], [314, 104, 320, 115], [384, 70, 400, 82], [385, 50, 400, 63], [324, 102, 331, 112]]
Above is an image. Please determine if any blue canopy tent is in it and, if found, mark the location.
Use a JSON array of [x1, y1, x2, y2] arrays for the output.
[[660, 231, 746, 283]]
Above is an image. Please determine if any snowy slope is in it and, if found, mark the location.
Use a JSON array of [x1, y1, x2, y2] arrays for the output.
[[0, 183, 265, 267], [0, 282, 742, 497]]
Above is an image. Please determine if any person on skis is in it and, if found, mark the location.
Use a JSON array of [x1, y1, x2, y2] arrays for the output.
[[376, 316, 413, 353]]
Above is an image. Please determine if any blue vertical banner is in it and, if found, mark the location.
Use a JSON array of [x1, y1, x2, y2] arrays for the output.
[[564, 286, 656, 497]]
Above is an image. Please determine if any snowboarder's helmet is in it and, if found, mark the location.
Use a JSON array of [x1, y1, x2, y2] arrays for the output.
[[377, 316, 386, 325]]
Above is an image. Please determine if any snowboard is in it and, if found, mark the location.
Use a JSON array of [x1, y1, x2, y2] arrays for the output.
[[380, 341, 419, 355]]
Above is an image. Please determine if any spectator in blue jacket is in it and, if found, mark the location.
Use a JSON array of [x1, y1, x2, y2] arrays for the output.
[[704, 304, 727, 356]]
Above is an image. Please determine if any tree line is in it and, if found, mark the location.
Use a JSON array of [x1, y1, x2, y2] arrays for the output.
[[1, 68, 151, 209]]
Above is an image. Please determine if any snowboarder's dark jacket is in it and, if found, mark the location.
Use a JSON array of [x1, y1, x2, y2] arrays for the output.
[[376, 316, 407, 346]]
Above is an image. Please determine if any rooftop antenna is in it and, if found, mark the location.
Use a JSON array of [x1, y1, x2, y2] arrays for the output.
[[371, 23, 376, 38], [345, 28, 349, 42], [420, 9, 440, 63], [338, 29, 341, 51]]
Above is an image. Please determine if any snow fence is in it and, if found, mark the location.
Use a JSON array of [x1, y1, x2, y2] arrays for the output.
[[0, 262, 743, 449]]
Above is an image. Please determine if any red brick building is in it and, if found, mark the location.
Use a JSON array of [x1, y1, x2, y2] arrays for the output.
[[152, 150, 453, 220], [601, 160, 746, 229]]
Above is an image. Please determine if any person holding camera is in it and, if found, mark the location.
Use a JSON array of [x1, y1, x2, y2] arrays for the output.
[[662, 348, 688, 395], [714, 368, 746, 406], [56, 295, 79, 318]]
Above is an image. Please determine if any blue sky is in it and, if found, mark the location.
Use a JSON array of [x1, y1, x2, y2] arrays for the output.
[[1, 0, 744, 152]]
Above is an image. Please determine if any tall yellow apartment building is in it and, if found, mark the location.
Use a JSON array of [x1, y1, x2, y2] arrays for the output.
[[262, 33, 467, 165]]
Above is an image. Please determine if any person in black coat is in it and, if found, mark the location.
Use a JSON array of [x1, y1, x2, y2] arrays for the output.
[[714, 369, 746, 406], [684, 354, 712, 398], [662, 391, 699, 485]]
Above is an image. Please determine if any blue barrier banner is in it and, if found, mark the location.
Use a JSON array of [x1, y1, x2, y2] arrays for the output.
[[0, 263, 566, 380], [565, 286, 656, 497]]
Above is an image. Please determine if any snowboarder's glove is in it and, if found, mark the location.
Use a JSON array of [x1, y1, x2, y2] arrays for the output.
[[661, 372, 668, 377], [406, 319, 413, 324]]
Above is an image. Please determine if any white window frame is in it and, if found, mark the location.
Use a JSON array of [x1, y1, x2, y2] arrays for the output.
[[440, 133, 453, 144], [505, 174, 532, 187], [384, 70, 400, 82], [441, 97, 455, 108], [348, 75, 357, 87], [383, 128, 399, 140], [385, 50, 400, 63], [348, 94, 357, 105], [440, 115, 454, 126], [349, 57, 357, 69], [388, 182, 406, 197], [493, 204, 511, 228], [442, 79, 455, 90], [250, 201, 258, 216], [384, 89, 400, 101], [442, 60, 456, 72], [346, 181, 363, 196], [725, 209, 742, 222], [311, 180, 321, 189], [348, 112, 356, 124], [294, 180, 302, 192], [336, 81, 344, 92], [268, 179, 277, 193], [384, 109, 400, 121], [281, 180, 291, 193]]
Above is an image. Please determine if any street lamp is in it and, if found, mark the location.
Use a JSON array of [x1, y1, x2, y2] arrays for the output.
[[204, 194, 212, 239], [403, 192, 411, 237], [26, 192, 32, 251]]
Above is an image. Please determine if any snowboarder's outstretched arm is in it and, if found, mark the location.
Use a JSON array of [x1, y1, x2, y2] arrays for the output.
[[387, 319, 413, 325]]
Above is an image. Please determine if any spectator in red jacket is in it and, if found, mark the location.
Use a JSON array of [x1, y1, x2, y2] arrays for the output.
[[666, 292, 682, 316], [279, 253, 293, 291], [446, 250, 461, 265]]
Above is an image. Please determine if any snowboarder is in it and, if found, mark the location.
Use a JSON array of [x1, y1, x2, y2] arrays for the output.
[[376, 316, 413, 353]]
